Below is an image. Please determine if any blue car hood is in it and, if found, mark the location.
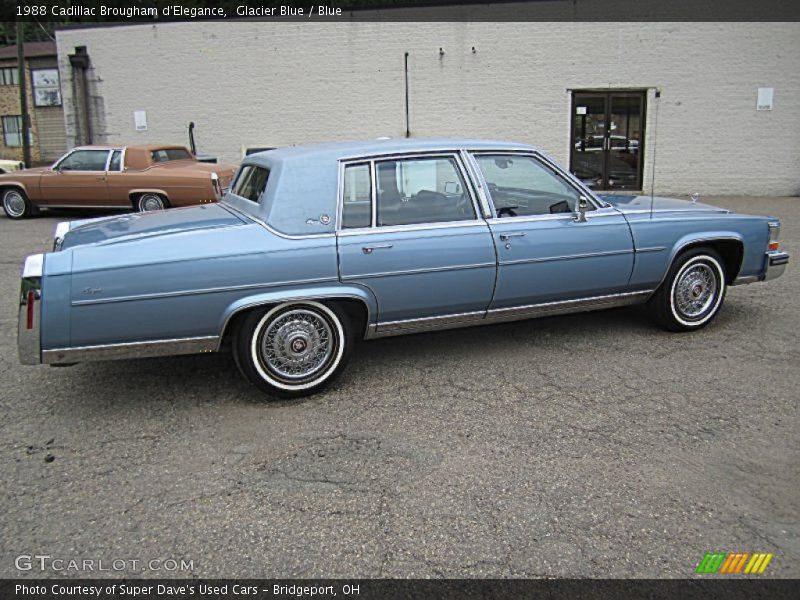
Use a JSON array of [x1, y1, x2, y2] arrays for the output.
[[60, 204, 246, 250], [599, 194, 729, 215]]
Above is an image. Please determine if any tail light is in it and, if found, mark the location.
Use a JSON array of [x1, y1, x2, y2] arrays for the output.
[[768, 221, 780, 251]]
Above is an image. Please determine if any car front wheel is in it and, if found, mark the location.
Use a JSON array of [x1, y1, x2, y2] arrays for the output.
[[136, 193, 168, 212], [648, 247, 727, 332], [233, 301, 353, 398], [2, 188, 37, 219]]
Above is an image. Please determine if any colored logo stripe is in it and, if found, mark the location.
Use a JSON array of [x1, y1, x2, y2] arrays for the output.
[[697, 552, 773, 574]]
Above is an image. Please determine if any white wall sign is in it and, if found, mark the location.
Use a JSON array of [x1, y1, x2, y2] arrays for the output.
[[756, 87, 774, 111], [134, 110, 148, 131], [576, 106, 587, 115]]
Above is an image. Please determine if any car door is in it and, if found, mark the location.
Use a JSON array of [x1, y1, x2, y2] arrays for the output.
[[470, 152, 634, 310], [336, 154, 497, 331], [39, 149, 111, 206]]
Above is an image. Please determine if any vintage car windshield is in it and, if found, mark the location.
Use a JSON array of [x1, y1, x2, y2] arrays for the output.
[[151, 148, 193, 162]]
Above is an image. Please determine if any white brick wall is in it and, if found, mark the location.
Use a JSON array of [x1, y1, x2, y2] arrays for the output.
[[56, 21, 800, 196]]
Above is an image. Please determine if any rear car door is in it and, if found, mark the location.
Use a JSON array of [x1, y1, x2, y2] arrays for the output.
[[39, 149, 111, 206], [470, 152, 634, 309], [336, 153, 497, 331]]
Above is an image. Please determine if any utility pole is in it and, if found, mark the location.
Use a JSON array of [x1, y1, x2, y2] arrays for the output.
[[16, 22, 31, 167]]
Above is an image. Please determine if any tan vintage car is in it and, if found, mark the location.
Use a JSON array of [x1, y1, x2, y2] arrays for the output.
[[0, 144, 237, 219]]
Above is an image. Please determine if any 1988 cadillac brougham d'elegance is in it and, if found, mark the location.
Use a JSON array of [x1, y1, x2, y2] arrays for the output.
[[18, 139, 789, 397]]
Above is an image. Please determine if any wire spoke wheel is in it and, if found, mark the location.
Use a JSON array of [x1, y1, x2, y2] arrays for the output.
[[138, 194, 166, 212], [3, 190, 27, 218], [673, 263, 717, 318], [245, 302, 348, 395]]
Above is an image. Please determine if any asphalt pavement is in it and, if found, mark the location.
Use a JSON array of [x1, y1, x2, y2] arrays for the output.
[[1, 198, 797, 578]]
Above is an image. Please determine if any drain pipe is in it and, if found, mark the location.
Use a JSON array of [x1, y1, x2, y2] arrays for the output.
[[404, 52, 410, 138]]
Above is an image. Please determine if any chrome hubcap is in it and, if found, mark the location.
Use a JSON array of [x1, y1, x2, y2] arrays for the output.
[[674, 263, 717, 318], [140, 195, 164, 211], [3, 191, 25, 217], [259, 309, 334, 382]]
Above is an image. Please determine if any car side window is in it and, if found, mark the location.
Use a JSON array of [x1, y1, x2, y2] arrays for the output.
[[58, 150, 111, 172], [375, 156, 474, 227], [109, 150, 122, 171], [475, 154, 586, 218], [232, 165, 269, 203], [342, 163, 371, 229]]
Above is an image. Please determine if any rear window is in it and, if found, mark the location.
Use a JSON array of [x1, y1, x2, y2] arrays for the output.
[[151, 148, 192, 162], [232, 165, 270, 203]]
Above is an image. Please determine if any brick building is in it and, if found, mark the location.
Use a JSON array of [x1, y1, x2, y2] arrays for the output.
[[54, 18, 800, 196], [0, 41, 67, 164]]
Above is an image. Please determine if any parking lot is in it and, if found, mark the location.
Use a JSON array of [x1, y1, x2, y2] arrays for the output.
[[0, 196, 797, 578]]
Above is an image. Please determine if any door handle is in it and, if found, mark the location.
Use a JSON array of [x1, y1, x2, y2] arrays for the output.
[[362, 244, 393, 255], [499, 232, 526, 241]]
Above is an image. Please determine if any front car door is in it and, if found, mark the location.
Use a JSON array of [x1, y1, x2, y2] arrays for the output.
[[39, 149, 111, 206], [469, 151, 637, 312], [336, 153, 497, 334]]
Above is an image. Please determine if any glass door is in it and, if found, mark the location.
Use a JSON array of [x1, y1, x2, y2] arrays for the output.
[[571, 91, 645, 191]]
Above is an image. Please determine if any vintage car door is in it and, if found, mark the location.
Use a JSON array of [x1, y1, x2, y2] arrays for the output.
[[470, 152, 635, 309], [336, 154, 497, 330], [39, 148, 112, 206]]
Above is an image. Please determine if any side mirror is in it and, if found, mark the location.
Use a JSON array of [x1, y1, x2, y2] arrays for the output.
[[574, 196, 588, 223]]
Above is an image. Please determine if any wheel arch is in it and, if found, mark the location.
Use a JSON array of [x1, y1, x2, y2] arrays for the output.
[[667, 233, 745, 285], [128, 189, 170, 208], [217, 285, 378, 350]]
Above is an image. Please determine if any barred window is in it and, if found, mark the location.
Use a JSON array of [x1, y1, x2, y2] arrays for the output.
[[2, 115, 22, 147], [0, 68, 19, 86]]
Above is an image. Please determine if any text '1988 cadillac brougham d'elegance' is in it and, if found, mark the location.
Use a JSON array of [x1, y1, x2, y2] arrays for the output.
[[1, 145, 237, 218], [18, 139, 789, 397]]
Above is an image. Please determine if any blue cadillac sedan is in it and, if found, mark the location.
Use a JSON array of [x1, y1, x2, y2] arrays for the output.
[[18, 138, 789, 397]]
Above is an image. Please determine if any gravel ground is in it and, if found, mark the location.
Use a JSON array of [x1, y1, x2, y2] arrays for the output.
[[0, 197, 797, 579]]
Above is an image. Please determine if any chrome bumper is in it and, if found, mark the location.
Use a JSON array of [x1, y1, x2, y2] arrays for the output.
[[764, 250, 789, 282], [18, 253, 44, 365]]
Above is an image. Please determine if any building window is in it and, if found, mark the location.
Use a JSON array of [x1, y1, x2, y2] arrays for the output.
[[32, 68, 61, 106], [2, 115, 23, 147], [0, 67, 19, 86]]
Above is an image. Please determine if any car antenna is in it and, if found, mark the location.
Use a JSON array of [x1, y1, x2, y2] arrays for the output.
[[649, 89, 660, 220]]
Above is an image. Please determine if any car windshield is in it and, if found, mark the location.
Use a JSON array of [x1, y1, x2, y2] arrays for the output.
[[150, 148, 193, 162]]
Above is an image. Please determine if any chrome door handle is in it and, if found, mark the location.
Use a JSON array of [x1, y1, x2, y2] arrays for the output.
[[362, 244, 393, 254], [499, 232, 526, 241]]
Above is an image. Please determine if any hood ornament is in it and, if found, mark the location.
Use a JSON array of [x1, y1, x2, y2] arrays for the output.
[[691, 192, 700, 204]]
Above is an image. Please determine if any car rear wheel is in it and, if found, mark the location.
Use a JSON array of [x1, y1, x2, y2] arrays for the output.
[[136, 193, 168, 212], [233, 301, 354, 399], [2, 188, 37, 219], [648, 247, 727, 332]]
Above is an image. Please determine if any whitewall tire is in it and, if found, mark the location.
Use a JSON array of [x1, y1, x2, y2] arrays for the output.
[[233, 301, 353, 398], [648, 247, 727, 332]]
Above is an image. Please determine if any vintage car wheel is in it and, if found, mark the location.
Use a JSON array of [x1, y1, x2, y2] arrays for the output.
[[233, 301, 354, 398], [648, 247, 727, 332], [2, 188, 36, 219], [136, 193, 168, 212]]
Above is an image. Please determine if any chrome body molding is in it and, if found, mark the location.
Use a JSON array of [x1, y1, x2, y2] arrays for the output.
[[339, 262, 495, 281], [499, 248, 634, 267], [636, 246, 667, 253], [731, 275, 760, 286], [764, 250, 789, 282], [42, 335, 219, 365], [223, 202, 335, 240], [18, 254, 44, 365], [367, 290, 653, 339], [70, 276, 340, 306]]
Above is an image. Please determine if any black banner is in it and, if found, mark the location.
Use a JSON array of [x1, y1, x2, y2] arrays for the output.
[[1, 0, 800, 23], [1, 579, 798, 600]]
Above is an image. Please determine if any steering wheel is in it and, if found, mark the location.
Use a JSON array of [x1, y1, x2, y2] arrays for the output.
[[496, 205, 519, 218]]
